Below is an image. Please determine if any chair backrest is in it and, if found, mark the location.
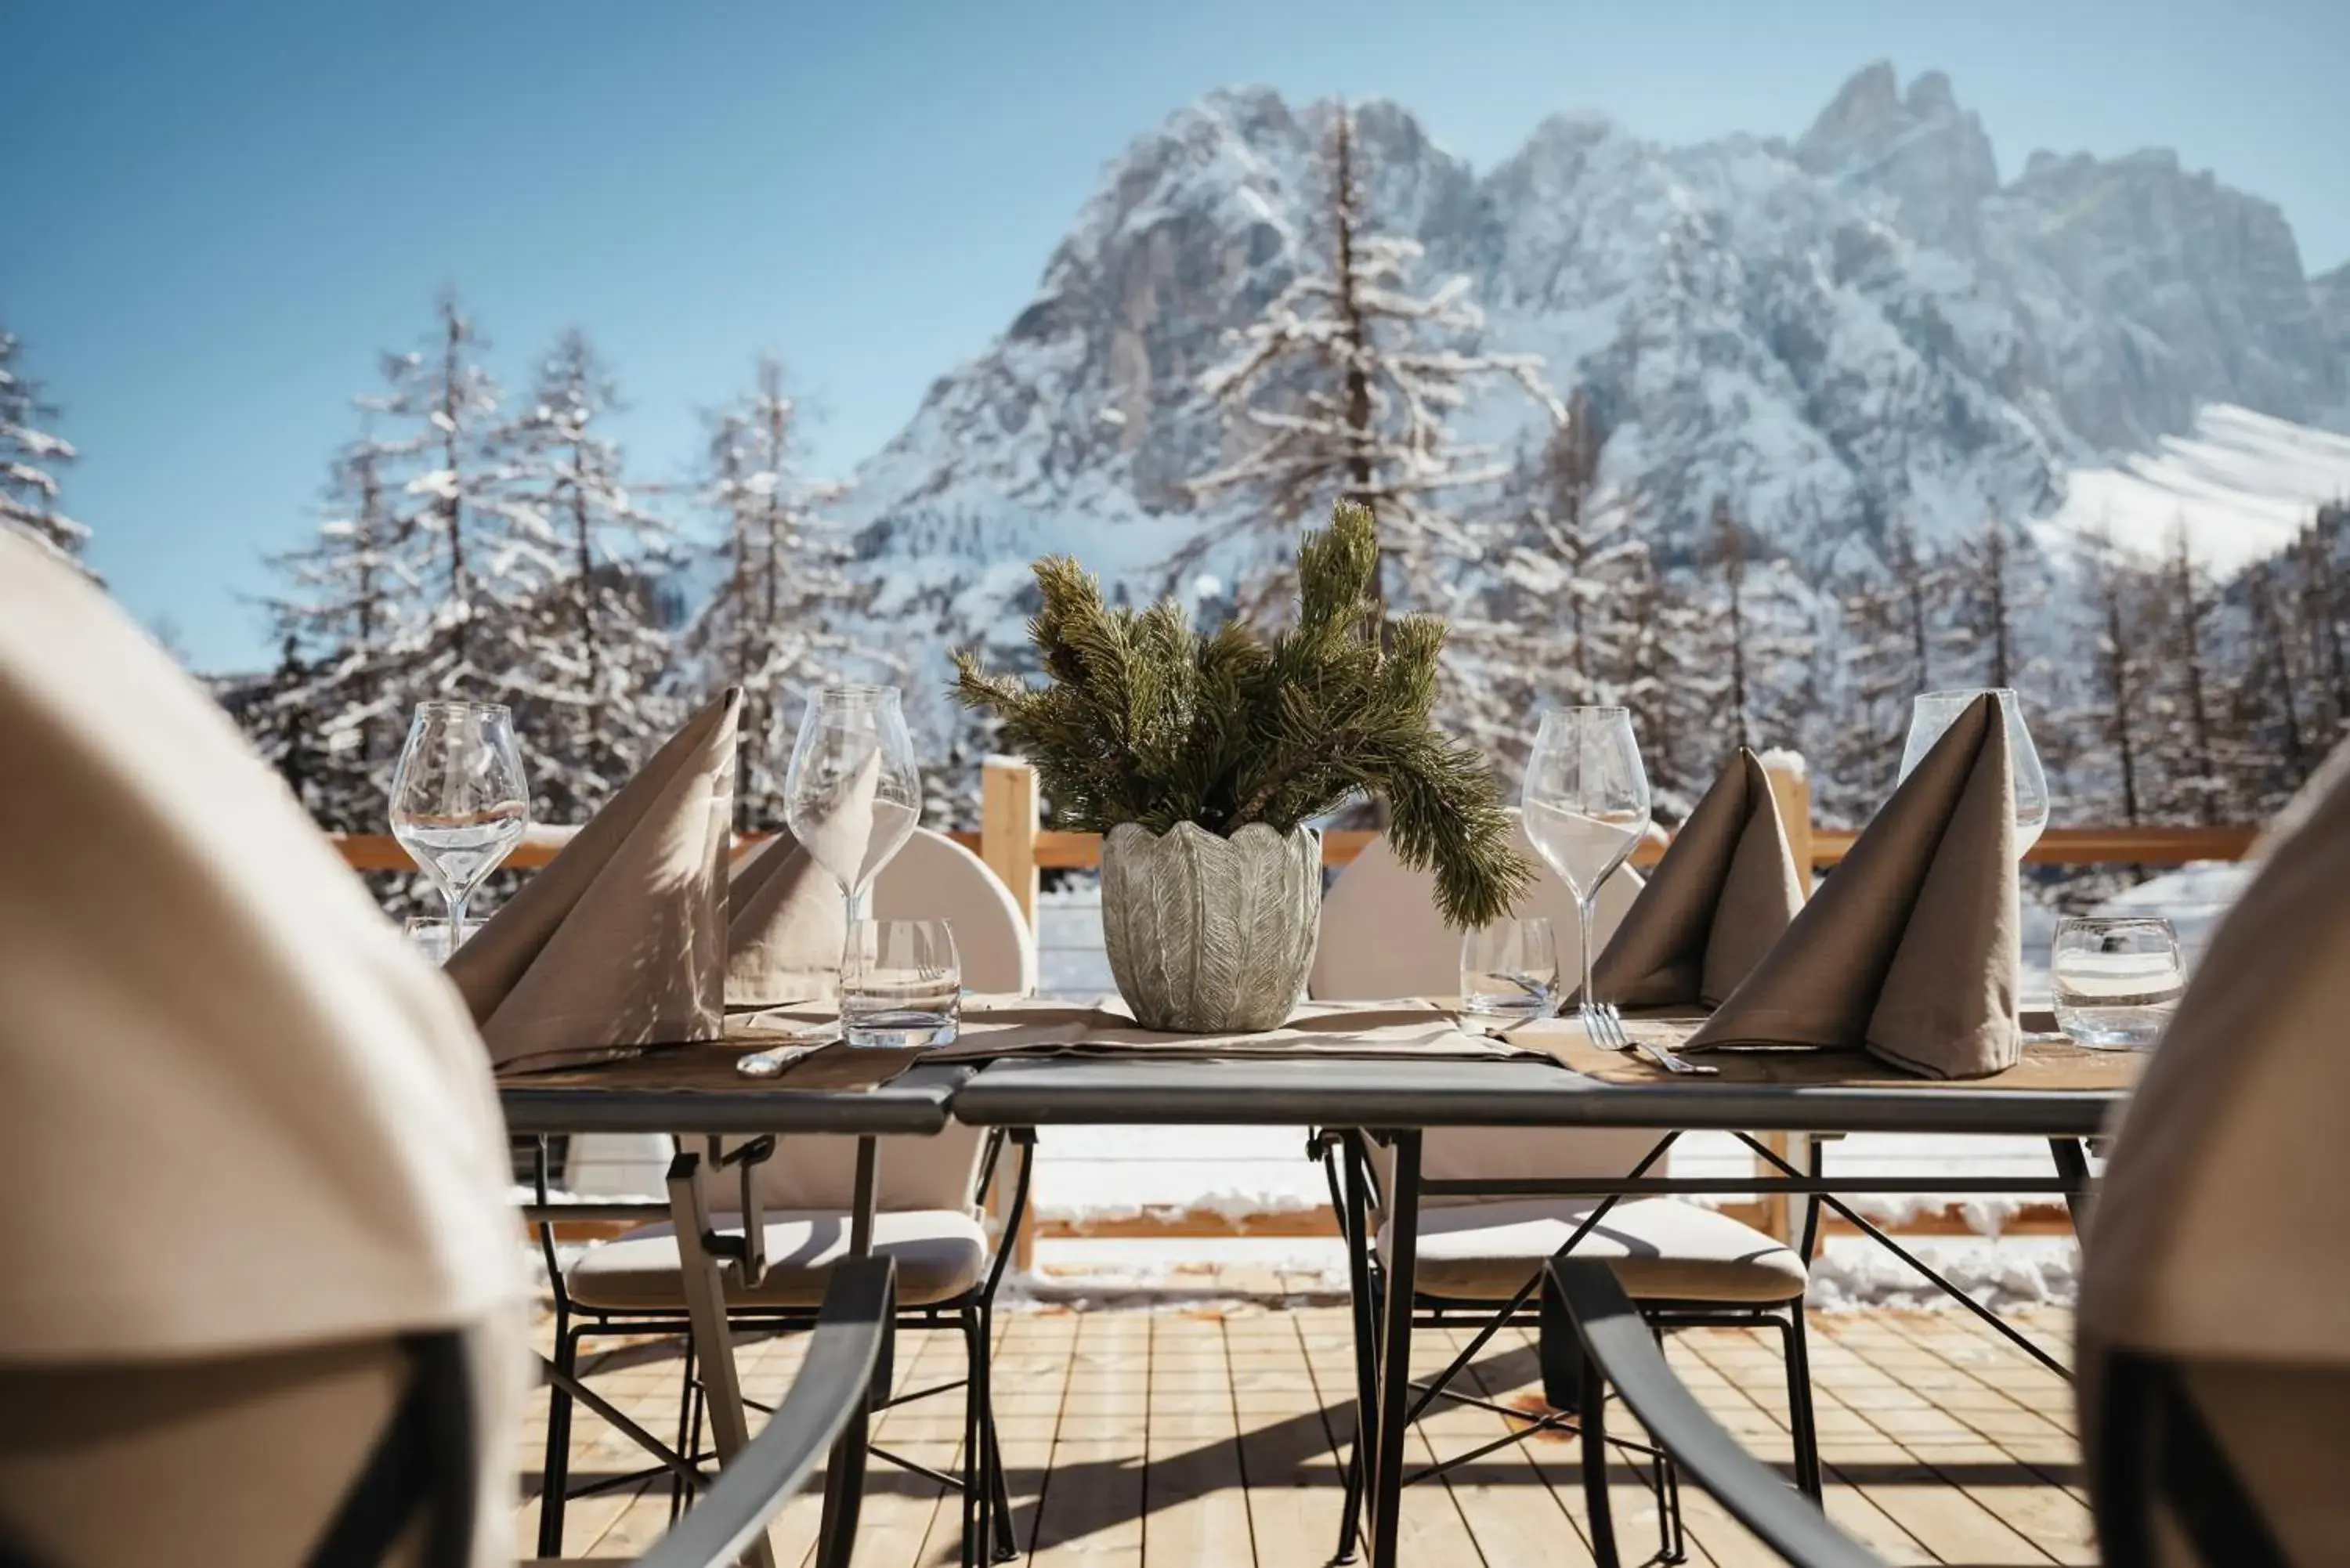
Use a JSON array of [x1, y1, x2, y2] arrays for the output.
[[1311, 811, 1662, 1205], [0, 530, 523, 1563], [871, 826, 1036, 996], [737, 827, 1026, 1216], [2077, 757, 2350, 1560]]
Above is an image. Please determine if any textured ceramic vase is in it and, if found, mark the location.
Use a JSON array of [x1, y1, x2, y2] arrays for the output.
[[1097, 821, 1321, 1033]]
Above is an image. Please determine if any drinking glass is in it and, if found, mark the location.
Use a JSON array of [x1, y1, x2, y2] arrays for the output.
[[2052, 916, 2184, 1050], [403, 916, 483, 964], [1459, 919, 1560, 1025], [841, 919, 961, 1048], [783, 685, 923, 999], [389, 701, 529, 942], [1521, 707, 1651, 1027], [1898, 688, 2050, 855]]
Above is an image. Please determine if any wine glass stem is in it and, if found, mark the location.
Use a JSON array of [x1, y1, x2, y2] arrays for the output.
[[838, 883, 868, 1007], [1577, 892, 1598, 1021], [446, 885, 468, 958]]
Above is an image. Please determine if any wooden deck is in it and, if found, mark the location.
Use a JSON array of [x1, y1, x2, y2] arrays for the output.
[[519, 1301, 2094, 1566]]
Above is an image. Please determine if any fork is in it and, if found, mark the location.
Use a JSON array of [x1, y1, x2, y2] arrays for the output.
[[1592, 1000, 1717, 1076]]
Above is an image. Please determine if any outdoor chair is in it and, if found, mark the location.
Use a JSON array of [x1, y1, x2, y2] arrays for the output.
[[536, 826, 1039, 1567], [1546, 757, 2350, 1567], [1309, 814, 1817, 1564], [0, 525, 892, 1567]]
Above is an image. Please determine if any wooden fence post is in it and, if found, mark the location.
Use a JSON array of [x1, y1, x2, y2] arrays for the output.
[[979, 756, 1042, 1273], [980, 756, 1040, 930], [1757, 753, 1815, 1245]]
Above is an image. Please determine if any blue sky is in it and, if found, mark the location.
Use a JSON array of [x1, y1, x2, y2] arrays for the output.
[[12, 0, 2345, 670]]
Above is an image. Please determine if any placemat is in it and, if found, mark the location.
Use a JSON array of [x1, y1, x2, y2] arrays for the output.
[[1508, 1010, 2147, 1092], [921, 999, 1536, 1063], [494, 1013, 924, 1093]]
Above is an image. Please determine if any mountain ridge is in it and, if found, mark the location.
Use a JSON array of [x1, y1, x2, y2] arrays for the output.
[[830, 63, 2348, 738]]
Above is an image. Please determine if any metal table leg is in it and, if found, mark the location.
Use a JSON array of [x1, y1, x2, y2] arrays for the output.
[[818, 1134, 884, 1568], [666, 1153, 779, 1568], [2049, 1136, 2095, 1237], [1367, 1131, 1421, 1568]]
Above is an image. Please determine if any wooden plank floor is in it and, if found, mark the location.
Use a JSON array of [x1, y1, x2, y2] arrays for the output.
[[518, 1305, 2092, 1566]]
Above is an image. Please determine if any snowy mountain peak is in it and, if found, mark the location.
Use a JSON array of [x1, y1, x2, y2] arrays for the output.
[[835, 72, 2349, 744], [1796, 62, 1998, 253]]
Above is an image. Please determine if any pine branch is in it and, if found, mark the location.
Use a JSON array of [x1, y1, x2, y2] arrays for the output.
[[955, 499, 1530, 926]]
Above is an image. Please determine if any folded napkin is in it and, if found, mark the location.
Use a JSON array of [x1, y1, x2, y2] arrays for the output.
[[1686, 692, 2020, 1078], [725, 829, 847, 1007], [446, 688, 740, 1071], [1588, 747, 1805, 1007]]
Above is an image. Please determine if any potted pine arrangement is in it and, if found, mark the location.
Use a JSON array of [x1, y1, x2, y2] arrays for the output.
[[953, 500, 1528, 1031]]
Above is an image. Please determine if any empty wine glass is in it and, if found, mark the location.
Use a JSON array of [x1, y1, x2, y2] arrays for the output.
[[783, 685, 923, 1000], [1522, 706, 1651, 1028], [389, 701, 529, 951], [1899, 688, 2050, 855]]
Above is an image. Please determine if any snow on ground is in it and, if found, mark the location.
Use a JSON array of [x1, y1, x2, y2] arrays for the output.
[[2037, 403, 2350, 572]]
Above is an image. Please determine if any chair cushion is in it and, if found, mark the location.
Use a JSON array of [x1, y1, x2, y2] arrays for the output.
[[1378, 1198, 1806, 1305], [566, 1209, 988, 1310]]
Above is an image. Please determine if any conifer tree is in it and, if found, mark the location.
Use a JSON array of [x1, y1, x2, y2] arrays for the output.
[[681, 356, 859, 827], [1190, 103, 1556, 613], [0, 328, 87, 570], [503, 328, 683, 817]]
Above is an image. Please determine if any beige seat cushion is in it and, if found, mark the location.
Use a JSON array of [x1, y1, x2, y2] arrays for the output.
[[1379, 1197, 1806, 1305], [567, 1210, 988, 1310]]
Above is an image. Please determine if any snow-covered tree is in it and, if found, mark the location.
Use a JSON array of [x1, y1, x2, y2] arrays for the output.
[[2073, 528, 2154, 825], [501, 328, 685, 818], [1188, 103, 1557, 614], [1444, 389, 1647, 767], [2153, 522, 2224, 823], [1949, 511, 2041, 690], [378, 291, 540, 692], [260, 417, 428, 827], [681, 356, 859, 828], [0, 328, 88, 571]]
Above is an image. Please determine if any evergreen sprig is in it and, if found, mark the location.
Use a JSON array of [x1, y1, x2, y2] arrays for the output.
[[953, 500, 1531, 927]]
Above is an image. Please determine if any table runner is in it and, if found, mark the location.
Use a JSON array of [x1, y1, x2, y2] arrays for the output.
[[922, 999, 1533, 1062], [494, 1013, 926, 1093], [1509, 1009, 2146, 1093]]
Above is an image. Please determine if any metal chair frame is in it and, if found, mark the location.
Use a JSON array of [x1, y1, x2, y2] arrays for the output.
[[1318, 1129, 1824, 1567], [530, 1128, 1036, 1568]]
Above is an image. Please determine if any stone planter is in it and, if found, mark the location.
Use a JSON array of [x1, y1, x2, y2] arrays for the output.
[[1097, 820, 1321, 1033]]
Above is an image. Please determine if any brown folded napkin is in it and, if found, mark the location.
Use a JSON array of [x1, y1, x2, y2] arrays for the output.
[[1686, 692, 2020, 1078], [725, 829, 848, 1007], [446, 689, 740, 1071], [1587, 747, 1804, 1007]]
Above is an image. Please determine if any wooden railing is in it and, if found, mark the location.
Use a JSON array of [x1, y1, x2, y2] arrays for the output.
[[336, 754, 2260, 927]]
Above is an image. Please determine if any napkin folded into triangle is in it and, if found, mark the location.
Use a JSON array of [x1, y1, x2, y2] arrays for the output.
[[725, 828, 848, 1006], [1589, 747, 1806, 1008], [447, 688, 740, 1071], [1685, 692, 2021, 1078]]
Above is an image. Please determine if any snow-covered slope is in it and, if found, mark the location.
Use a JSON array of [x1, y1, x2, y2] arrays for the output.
[[2038, 404, 2350, 572], [833, 63, 2348, 743]]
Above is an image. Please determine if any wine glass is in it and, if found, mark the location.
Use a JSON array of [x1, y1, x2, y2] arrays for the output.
[[783, 685, 923, 1006], [389, 701, 530, 950], [1898, 688, 2049, 855], [1521, 706, 1651, 1027]]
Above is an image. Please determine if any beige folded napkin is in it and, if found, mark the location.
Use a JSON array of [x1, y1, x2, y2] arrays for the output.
[[1686, 692, 2020, 1078], [725, 829, 848, 1007], [1588, 747, 1804, 1007], [446, 688, 740, 1071]]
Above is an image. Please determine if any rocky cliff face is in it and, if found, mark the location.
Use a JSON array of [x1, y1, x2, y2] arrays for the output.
[[832, 65, 2347, 733]]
